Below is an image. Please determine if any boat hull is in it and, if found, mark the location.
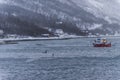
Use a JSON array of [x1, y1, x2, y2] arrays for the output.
[[93, 43, 111, 47]]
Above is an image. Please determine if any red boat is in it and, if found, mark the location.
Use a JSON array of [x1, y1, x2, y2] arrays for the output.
[[93, 38, 111, 47]]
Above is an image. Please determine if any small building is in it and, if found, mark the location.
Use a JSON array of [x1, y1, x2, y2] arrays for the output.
[[54, 29, 64, 37], [55, 29, 64, 35], [41, 34, 50, 37], [6, 34, 18, 38]]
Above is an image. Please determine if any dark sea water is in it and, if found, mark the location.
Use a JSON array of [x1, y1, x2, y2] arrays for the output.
[[0, 37, 119, 80], [0, 57, 120, 80]]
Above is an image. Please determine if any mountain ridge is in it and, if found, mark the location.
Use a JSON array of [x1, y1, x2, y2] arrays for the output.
[[0, 0, 119, 36]]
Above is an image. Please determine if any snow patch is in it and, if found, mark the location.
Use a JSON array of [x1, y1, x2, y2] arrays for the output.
[[116, 0, 120, 3], [59, 0, 72, 5], [12, 13, 17, 17], [114, 31, 120, 36], [88, 0, 104, 8], [88, 24, 102, 30], [0, 0, 8, 4], [104, 16, 113, 24]]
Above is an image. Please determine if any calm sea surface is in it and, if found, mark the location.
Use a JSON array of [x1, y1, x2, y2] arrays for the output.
[[0, 37, 119, 80]]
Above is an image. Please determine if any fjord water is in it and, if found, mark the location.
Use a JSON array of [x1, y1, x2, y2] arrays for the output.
[[0, 37, 120, 80]]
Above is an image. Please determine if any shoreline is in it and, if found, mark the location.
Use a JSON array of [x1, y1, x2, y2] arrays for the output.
[[0, 35, 120, 42]]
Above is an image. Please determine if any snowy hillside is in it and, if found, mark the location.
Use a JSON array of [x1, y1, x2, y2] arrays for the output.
[[0, 0, 119, 36]]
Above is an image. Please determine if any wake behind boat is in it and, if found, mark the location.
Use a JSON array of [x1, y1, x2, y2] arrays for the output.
[[93, 38, 111, 47]]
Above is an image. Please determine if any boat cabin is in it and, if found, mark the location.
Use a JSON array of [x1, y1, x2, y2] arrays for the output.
[[93, 38, 111, 47]]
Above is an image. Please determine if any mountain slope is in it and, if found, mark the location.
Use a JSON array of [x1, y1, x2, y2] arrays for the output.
[[0, 0, 119, 36]]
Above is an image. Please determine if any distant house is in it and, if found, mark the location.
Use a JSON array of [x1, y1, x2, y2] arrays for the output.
[[55, 29, 64, 35], [6, 34, 18, 38], [41, 34, 50, 37], [54, 29, 64, 37]]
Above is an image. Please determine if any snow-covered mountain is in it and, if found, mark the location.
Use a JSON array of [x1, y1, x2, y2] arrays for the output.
[[0, 0, 119, 36]]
